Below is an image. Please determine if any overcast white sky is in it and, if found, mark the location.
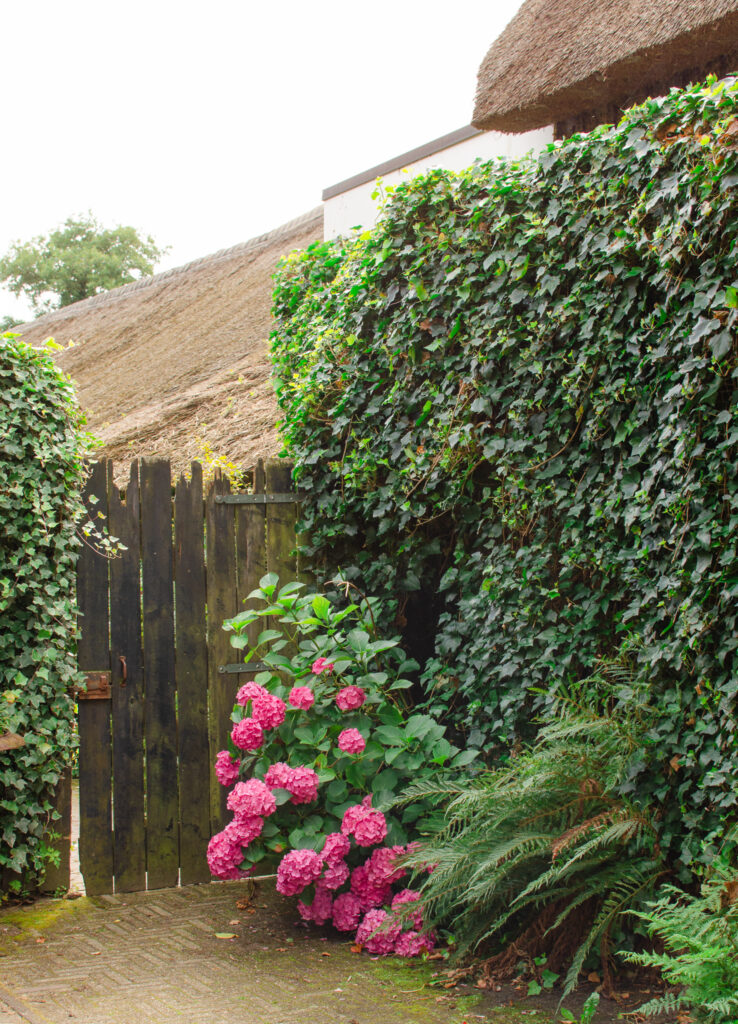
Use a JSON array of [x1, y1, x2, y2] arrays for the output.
[[1, 0, 524, 322]]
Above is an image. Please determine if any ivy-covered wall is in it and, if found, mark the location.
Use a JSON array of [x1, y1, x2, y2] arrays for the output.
[[271, 77, 738, 871], [1, 336, 90, 896]]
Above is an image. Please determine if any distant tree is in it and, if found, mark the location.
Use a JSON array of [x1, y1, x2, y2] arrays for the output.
[[0, 213, 168, 315]]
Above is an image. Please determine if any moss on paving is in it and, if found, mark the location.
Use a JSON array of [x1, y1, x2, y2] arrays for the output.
[[0, 886, 560, 1024]]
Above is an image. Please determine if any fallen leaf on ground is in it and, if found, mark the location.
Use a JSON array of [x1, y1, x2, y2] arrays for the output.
[[229, 919, 240, 925], [320, 952, 331, 957], [350, 944, 363, 953], [214, 933, 237, 940], [236, 899, 252, 910], [587, 972, 600, 983]]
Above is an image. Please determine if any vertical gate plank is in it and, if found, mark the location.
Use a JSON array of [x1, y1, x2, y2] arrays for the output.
[[41, 768, 71, 893], [108, 462, 146, 893], [206, 471, 239, 832], [236, 460, 267, 651], [140, 459, 178, 890], [265, 459, 298, 588], [175, 464, 211, 884], [77, 459, 113, 895]]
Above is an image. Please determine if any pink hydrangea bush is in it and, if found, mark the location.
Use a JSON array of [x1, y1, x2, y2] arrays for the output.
[[212, 574, 477, 958]]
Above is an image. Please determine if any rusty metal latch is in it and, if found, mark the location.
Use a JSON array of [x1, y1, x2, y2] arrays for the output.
[[78, 671, 112, 700]]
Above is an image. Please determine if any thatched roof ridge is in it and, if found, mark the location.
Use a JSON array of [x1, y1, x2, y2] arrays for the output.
[[23, 208, 324, 331], [13, 208, 323, 483], [473, 0, 738, 135]]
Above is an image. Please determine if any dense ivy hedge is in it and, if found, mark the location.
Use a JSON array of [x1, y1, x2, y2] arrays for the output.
[[0, 336, 90, 894], [271, 77, 738, 874]]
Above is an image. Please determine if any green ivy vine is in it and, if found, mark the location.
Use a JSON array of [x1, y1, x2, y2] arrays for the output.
[[271, 76, 738, 876], [1, 335, 92, 896]]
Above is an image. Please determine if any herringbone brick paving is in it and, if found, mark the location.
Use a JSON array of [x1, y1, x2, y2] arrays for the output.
[[0, 881, 481, 1024]]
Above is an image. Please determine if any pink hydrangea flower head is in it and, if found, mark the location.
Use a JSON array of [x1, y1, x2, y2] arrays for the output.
[[225, 813, 263, 847], [276, 848, 323, 896], [288, 686, 315, 710], [287, 765, 319, 805], [236, 681, 269, 707], [322, 860, 350, 891], [226, 778, 276, 818], [321, 831, 350, 864], [341, 801, 368, 836], [391, 889, 424, 930], [264, 762, 294, 789], [352, 809, 388, 848], [351, 861, 392, 911], [338, 728, 366, 754], [312, 657, 334, 675], [366, 846, 407, 887], [394, 929, 435, 957], [206, 830, 240, 879], [206, 824, 255, 880], [335, 685, 366, 711], [356, 908, 400, 955], [299, 885, 334, 925], [231, 717, 264, 751], [214, 750, 240, 787], [251, 693, 286, 730], [332, 892, 363, 932], [297, 899, 313, 922]]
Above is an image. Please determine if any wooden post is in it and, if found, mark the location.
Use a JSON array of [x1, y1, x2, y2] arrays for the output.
[[108, 461, 146, 893], [77, 460, 114, 895], [40, 768, 71, 894], [140, 459, 178, 890], [205, 471, 239, 833], [175, 464, 211, 884]]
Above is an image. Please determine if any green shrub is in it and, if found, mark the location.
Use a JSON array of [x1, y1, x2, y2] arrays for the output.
[[400, 670, 664, 992], [271, 75, 738, 872], [621, 868, 738, 1023], [0, 334, 92, 896]]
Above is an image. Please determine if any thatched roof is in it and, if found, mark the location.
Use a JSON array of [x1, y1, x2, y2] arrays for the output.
[[13, 208, 323, 482], [473, 0, 738, 135]]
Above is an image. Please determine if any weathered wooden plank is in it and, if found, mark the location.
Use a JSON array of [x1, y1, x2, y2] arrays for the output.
[[41, 768, 71, 894], [77, 460, 113, 896], [265, 459, 298, 591], [140, 459, 178, 890], [108, 461, 146, 893], [236, 460, 268, 652], [206, 471, 240, 833], [175, 464, 211, 884]]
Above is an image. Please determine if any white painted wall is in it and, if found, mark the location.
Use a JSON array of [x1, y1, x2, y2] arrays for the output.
[[323, 126, 554, 239]]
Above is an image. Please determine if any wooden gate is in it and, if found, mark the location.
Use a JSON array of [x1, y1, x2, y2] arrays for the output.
[[73, 456, 300, 895]]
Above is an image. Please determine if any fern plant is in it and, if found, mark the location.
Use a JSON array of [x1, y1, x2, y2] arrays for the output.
[[621, 867, 738, 1024], [401, 668, 665, 993]]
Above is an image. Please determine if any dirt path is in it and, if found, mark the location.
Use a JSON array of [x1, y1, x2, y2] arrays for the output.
[[0, 880, 547, 1024]]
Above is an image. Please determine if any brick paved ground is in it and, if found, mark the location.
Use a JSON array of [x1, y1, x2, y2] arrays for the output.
[[0, 880, 495, 1024]]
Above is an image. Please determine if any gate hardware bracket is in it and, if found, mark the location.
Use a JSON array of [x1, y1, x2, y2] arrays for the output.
[[218, 662, 269, 675], [215, 493, 303, 505], [77, 671, 112, 700]]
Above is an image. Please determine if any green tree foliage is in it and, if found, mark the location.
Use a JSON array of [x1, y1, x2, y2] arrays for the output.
[[0, 335, 93, 895], [271, 75, 738, 874], [0, 213, 167, 315]]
